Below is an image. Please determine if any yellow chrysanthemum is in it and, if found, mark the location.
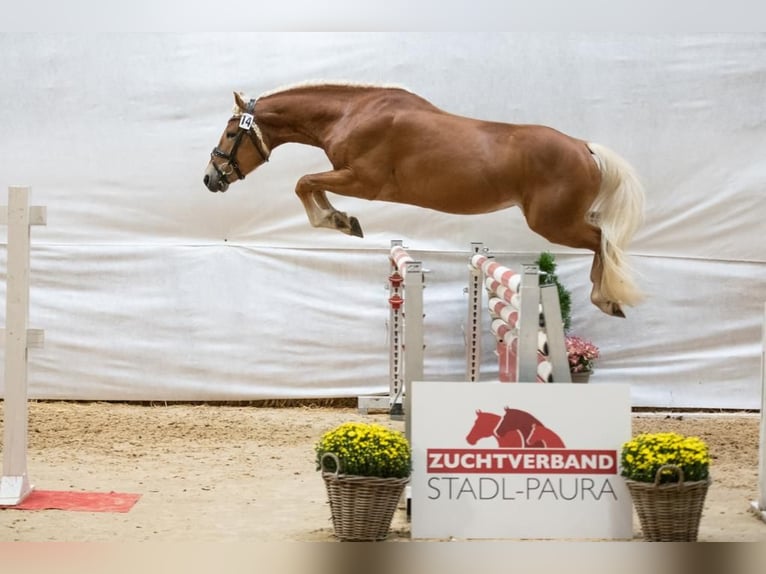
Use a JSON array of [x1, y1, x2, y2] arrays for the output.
[[315, 421, 411, 478], [620, 432, 710, 484]]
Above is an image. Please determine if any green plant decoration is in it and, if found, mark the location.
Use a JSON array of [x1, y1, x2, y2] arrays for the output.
[[535, 251, 572, 331]]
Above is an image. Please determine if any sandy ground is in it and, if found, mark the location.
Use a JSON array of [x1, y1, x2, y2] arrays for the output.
[[1, 402, 764, 542]]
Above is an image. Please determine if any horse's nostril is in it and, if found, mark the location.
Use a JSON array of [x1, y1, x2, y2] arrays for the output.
[[203, 174, 210, 186]]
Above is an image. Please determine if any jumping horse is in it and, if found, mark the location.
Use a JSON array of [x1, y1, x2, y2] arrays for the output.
[[203, 82, 645, 317]]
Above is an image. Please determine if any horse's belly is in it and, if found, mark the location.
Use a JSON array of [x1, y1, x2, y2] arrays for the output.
[[382, 182, 520, 215]]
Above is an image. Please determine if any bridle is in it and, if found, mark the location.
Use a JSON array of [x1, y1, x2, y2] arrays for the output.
[[210, 98, 270, 182]]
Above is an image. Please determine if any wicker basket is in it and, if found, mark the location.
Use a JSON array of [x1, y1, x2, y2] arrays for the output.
[[320, 452, 409, 541], [625, 464, 711, 541]]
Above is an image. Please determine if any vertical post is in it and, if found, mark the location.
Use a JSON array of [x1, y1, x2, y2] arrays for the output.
[[753, 303, 766, 519], [465, 243, 484, 382], [1, 185, 45, 505], [388, 240, 405, 418], [517, 265, 540, 383], [357, 241, 410, 415], [540, 284, 572, 383], [403, 260, 423, 442]]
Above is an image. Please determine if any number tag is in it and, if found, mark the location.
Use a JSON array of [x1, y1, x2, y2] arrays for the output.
[[239, 113, 254, 130]]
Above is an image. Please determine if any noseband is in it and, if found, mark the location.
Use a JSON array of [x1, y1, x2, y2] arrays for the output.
[[210, 98, 270, 182]]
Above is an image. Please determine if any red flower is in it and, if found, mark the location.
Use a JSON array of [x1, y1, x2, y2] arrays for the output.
[[565, 335, 600, 373]]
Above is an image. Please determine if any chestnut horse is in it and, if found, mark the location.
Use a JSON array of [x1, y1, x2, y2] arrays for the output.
[[203, 83, 645, 317]]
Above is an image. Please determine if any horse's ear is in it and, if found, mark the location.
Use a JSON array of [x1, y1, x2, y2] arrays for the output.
[[233, 91, 247, 111], [475, 409, 481, 414]]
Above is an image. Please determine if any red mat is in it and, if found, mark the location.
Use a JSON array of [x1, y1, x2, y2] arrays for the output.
[[0, 489, 141, 513]]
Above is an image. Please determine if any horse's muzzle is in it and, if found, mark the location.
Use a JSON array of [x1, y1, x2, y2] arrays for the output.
[[203, 169, 229, 193]]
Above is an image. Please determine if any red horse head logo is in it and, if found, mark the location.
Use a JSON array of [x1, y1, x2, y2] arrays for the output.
[[465, 407, 565, 448]]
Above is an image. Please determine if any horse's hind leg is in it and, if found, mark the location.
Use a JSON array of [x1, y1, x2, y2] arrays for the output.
[[590, 252, 625, 318], [295, 169, 364, 237], [524, 194, 624, 317]]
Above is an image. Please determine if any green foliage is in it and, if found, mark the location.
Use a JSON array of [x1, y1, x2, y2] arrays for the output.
[[535, 251, 572, 331], [315, 422, 411, 478], [536, 251, 557, 276]]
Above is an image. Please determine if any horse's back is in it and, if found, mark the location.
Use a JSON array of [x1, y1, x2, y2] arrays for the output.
[[339, 88, 587, 165], [326, 87, 600, 216]]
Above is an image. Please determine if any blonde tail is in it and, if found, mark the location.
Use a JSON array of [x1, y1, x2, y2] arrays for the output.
[[587, 142, 645, 307]]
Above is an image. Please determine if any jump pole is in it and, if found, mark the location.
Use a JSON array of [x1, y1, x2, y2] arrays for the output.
[[468, 249, 570, 383], [751, 302, 766, 522], [0, 185, 46, 505]]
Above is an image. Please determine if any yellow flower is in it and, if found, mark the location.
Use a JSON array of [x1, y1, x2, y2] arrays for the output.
[[315, 421, 411, 478], [620, 432, 709, 484]]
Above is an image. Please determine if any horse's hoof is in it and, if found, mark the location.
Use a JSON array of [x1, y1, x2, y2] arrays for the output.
[[349, 217, 364, 238], [595, 299, 626, 318]]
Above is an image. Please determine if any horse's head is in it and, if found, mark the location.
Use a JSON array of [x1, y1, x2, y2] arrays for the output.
[[465, 410, 500, 445], [500, 409, 548, 448], [497, 406, 540, 438], [203, 92, 271, 193]]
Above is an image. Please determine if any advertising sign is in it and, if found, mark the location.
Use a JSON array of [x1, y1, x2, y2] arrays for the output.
[[411, 381, 632, 539]]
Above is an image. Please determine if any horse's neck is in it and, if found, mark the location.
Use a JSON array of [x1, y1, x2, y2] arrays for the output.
[[255, 87, 368, 148], [255, 85, 433, 150], [497, 429, 522, 447], [489, 415, 505, 437], [505, 410, 542, 429]]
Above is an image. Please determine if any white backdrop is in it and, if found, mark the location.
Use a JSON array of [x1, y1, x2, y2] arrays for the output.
[[0, 33, 764, 407]]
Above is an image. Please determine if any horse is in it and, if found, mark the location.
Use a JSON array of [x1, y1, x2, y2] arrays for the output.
[[494, 407, 546, 448], [526, 423, 566, 449], [203, 82, 645, 317], [465, 410, 524, 448]]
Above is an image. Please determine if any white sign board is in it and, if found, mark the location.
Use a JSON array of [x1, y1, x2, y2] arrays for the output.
[[411, 382, 632, 539]]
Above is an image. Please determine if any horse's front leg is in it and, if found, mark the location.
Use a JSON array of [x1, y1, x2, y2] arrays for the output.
[[295, 169, 364, 237]]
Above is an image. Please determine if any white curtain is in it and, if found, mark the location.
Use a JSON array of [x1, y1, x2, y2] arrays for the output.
[[0, 33, 764, 407]]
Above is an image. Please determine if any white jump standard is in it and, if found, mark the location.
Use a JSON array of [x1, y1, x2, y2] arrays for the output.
[[357, 240, 425, 424], [359, 242, 573, 423], [467, 244, 571, 384], [0, 185, 46, 506]]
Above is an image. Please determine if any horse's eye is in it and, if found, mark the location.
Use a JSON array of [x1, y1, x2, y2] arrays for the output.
[[225, 131, 237, 139]]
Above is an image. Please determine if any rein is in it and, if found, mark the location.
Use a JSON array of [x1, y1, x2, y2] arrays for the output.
[[210, 98, 270, 182]]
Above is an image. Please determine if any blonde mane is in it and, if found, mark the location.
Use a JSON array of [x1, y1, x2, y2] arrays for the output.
[[256, 80, 410, 100], [231, 81, 411, 114]]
